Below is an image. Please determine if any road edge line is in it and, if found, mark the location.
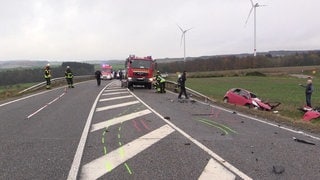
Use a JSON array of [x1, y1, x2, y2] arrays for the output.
[[129, 90, 252, 180]]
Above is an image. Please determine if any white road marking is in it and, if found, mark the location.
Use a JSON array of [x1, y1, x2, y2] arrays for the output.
[[91, 109, 152, 132], [198, 158, 236, 180], [129, 91, 252, 180], [194, 96, 320, 141], [81, 124, 175, 180], [102, 91, 129, 96], [27, 92, 65, 119], [67, 83, 111, 180], [99, 95, 133, 102], [104, 89, 127, 93], [96, 101, 140, 112]]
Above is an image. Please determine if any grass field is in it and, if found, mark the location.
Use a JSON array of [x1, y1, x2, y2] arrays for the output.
[[186, 76, 320, 120], [0, 83, 37, 100]]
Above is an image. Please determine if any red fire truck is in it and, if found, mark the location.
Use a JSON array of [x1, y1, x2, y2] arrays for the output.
[[101, 64, 113, 80], [125, 55, 156, 89]]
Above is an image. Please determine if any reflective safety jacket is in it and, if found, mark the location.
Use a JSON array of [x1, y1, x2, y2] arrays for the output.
[[44, 69, 51, 78], [65, 70, 73, 79], [156, 75, 165, 83]]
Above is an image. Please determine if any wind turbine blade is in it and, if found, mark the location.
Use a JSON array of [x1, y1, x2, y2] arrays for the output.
[[245, 7, 254, 25], [176, 24, 184, 32], [180, 33, 184, 46], [250, 0, 254, 6], [185, 27, 193, 32]]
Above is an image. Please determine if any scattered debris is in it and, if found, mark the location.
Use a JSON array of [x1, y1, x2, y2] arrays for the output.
[[190, 99, 196, 103], [293, 137, 315, 145], [178, 99, 188, 103], [273, 165, 285, 174], [164, 116, 170, 120]]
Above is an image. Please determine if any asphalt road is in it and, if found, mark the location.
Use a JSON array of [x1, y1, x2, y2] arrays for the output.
[[1, 79, 320, 180]]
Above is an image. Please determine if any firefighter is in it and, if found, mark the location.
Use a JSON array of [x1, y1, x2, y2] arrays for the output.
[[65, 66, 74, 88], [44, 64, 51, 89], [95, 70, 102, 86], [155, 71, 166, 93]]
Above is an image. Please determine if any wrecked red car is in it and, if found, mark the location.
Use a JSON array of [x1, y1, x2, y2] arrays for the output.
[[223, 88, 280, 111], [299, 106, 320, 121]]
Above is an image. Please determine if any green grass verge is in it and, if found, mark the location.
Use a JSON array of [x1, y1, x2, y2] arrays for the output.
[[186, 76, 320, 120]]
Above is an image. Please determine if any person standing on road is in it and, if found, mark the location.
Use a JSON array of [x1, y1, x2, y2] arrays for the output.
[[299, 77, 313, 107], [155, 71, 166, 93], [95, 70, 102, 86], [44, 64, 51, 89], [119, 70, 123, 81], [65, 66, 74, 88], [178, 71, 188, 99]]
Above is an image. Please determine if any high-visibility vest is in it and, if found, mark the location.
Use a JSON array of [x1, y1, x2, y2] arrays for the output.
[[44, 69, 51, 78], [65, 71, 73, 78]]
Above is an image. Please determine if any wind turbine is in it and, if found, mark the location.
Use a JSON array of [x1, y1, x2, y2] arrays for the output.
[[245, 0, 266, 57], [177, 24, 193, 62]]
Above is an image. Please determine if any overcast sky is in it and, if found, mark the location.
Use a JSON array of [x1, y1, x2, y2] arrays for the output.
[[0, 0, 319, 61]]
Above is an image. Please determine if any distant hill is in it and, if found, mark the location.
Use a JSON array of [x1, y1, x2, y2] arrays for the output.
[[155, 50, 320, 63], [0, 60, 49, 69], [1, 50, 319, 69]]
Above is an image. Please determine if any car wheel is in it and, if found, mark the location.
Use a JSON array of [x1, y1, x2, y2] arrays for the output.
[[245, 103, 252, 109], [223, 97, 228, 103]]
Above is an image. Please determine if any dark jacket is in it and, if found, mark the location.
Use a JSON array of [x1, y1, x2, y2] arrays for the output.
[[179, 72, 186, 87], [305, 83, 313, 94]]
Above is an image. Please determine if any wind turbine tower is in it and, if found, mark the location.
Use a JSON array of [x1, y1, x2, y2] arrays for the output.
[[245, 0, 266, 57], [177, 24, 192, 61]]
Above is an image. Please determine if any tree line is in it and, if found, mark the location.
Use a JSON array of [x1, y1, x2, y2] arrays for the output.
[[157, 51, 320, 73], [0, 62, 94, 86]]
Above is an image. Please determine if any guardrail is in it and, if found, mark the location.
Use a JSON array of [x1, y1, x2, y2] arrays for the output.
[[165, 80, 216, 104], [18, 75, 94, 94]]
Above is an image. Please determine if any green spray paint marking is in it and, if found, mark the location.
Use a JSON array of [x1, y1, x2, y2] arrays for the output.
[[99, 101, 142, 175], [199, 118, 237, 134], [104, 146, 107, 155], [197, 119, 229, 135], [106, 161, 113, 172], [125, 163, 133, 174]]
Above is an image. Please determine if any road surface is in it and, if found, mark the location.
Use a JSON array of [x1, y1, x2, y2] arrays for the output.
[[1, 80, 320, 180]]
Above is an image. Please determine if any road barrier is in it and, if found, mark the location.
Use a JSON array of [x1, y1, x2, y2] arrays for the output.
[[19, 75, 94, 94], [165, 80, 216, 104]]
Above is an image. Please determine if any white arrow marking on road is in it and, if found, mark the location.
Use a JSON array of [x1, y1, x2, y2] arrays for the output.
[[99, 95, 133, 102], [81, 124, 175, 180], [198, 158, 236, 180], [96, 101, 139, 112], [91, 109, 152, 132]]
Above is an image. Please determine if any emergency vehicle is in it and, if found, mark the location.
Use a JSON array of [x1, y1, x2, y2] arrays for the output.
[[101, 64, 113, 80], [125, 55, 156, 89]]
